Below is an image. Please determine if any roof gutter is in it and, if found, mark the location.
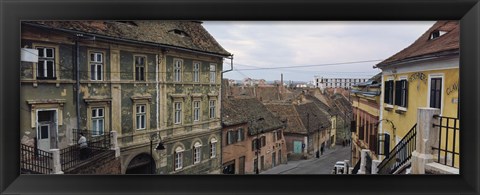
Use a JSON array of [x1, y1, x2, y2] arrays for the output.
[[24, 22, 233, 59], [374, 49, 459, 69]]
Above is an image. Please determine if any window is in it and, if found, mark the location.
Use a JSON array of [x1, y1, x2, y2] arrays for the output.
[[430, 77, 442, 109], [210, 64, 216, 83], [193, 101, 200, 122], [395, 79, 408, 107], [261, 136, 266, 147], [209, 100, 216, 119], [36, 47, 56, 79], [252, 139, 258, 151], [237, 128, 244, 142], [90, 52, 103, 81], [384, 80, 394, 105], [377, 133, 391, 158], [193, 62, 200, 82], [276, 130, 282, 140], [430, 30, 447, 40], [136, 105, 146, 130], [174, 59, 182, 82], [175, 151, 183, 170], [210, 141, 216, 158], [227, 130, 237, 145], [193, 143, 202, 164], [134, 56, 145, 81], [91, 108, 104, 136], [174, 102, 182, 124]]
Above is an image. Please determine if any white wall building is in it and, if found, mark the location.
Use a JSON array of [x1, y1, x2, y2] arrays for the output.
[[314, 76, 369, 89]]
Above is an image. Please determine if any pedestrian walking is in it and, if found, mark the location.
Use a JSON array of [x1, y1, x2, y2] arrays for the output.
[[78, 133, 88, 160], [320, 146, 324, 155]]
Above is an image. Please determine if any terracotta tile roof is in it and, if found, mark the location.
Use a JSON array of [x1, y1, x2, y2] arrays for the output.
[[264, 103, 306, 134], [222, 97, 285, 135], [295, 102, 332, 133], [24, 21, 231, 57], [376, 21, 459, 67]]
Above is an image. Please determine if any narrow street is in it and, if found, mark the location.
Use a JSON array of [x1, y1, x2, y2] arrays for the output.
[[261, 145, 351, 174]]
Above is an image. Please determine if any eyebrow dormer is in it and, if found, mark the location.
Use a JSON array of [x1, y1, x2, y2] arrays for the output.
[[169, 29, 190, 37], [429, 30, 447, 40]]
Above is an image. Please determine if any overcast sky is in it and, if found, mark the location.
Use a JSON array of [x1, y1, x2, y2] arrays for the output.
[[202, 21, 436, 83]]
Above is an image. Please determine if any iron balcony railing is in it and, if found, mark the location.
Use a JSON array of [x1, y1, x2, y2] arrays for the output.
[[61, 130, 111, 171], [432, 115, 460, 168], [352, 159, 361, 174], [377, 124, 417, 174], [20, 143, 52, 174]]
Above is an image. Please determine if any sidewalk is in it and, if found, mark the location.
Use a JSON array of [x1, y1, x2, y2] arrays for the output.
[[261, 145, 342, 174]]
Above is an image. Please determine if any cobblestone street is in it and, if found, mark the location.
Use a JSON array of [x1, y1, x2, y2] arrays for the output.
[[261, 145, 351, 174]]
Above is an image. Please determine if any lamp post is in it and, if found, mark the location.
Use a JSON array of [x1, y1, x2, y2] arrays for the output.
[[251, 117, 264, 174], [149, 132, 166, 174]]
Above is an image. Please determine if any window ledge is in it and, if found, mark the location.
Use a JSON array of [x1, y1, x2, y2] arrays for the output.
[[395, 106, 407, 113], [384, 104, 394, 111]]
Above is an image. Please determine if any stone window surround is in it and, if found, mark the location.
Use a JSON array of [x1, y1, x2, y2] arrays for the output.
[[84, 98, 111, 136], [26, 99, 66, 129], [31, 43, 60, 81], [133, 54, 148, 82], [131, 95, 152, 132], [87, 49, 106, 81], [173, 58, 183, 82]]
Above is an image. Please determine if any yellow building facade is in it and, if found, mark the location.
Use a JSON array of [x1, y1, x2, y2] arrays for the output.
[[376, 21, 459, 169]]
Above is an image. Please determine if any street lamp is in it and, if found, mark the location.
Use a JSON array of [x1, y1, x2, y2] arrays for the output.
[[150, 132, 166, 174], [250, 117, 264, 174]]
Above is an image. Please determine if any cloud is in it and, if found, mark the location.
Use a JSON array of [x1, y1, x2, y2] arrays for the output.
[[204, 21, 436, 81]]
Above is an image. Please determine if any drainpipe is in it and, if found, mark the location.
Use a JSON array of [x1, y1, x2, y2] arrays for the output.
[[75, 39, 81, 132], [220, 55, 233, 173], [156, 54, 160, 131]]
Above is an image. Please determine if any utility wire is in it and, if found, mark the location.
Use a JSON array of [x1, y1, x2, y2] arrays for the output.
[[231, 59, 383, 71]]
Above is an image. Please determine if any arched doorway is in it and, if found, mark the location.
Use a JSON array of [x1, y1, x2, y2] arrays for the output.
[[126, 153, 155, 174]]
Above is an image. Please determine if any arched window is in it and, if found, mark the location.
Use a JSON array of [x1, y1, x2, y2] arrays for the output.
[[174, 146, 184, 170], [193, 142, 202, 164]]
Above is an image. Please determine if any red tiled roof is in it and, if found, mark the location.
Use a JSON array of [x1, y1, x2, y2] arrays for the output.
[[376, 21, 459, 67]]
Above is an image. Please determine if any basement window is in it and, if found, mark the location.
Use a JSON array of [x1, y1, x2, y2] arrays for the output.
[[429, 30, 447, 40]]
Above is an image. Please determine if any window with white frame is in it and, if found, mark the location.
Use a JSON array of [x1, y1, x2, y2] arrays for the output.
[[91, 107, 104, 136], [174, 59, 182, 82], [193, 62, 200, 82], [135, 56, 146, 81], [395, 79, 409, 108], [209, 100, 216, 119], [237, 128, 244, 142], [174, 102, 182, 124], [36, 47, 56, 79], [136, 104, 146, 130], [193, 142, 202, 164], [174, 148, 184, 170], [90, 52, 103, 81], [210, 139, 217, 158], [193, 100, 200, 122], [209, 64, 216, 83]]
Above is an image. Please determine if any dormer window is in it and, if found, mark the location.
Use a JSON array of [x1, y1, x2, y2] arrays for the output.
[[169, 29, 190, 37], [430, 30, 447, 40]]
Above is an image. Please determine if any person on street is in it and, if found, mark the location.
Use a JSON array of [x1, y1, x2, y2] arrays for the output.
[[78, 133, 88, 160]]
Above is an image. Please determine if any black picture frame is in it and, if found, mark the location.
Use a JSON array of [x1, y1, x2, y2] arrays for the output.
[[1, 0, 479, 194]]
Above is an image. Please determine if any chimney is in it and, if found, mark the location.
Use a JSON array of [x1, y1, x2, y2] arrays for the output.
[[280, 73, 284, 94]]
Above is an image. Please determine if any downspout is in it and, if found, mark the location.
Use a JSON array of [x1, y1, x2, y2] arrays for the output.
[[75, 39, 81, 132], [220, 55, 233, 173], [156, 54, 160, 131]]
